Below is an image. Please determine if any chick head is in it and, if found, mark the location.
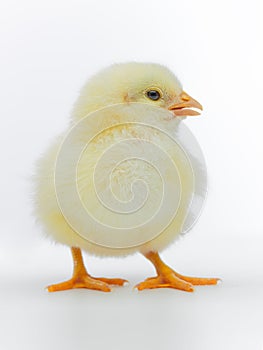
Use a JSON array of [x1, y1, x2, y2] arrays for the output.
[[71, 62, 202, 122]]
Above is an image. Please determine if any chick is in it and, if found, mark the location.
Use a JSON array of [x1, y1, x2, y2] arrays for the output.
[[34, 62, 219, 292]]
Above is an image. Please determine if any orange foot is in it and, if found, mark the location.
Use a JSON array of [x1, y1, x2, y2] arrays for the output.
[[47, 274, 128, 293], [47, 247, 128, 293], [135, 251, 220, 292], [135, 272, 219, 292]]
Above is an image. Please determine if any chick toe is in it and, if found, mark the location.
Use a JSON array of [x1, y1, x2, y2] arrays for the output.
[[93, 277, 129, 286], [175, 274, 220, 285]]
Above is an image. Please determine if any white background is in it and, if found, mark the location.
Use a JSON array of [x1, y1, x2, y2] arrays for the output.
[[0, 0, 263, 349]]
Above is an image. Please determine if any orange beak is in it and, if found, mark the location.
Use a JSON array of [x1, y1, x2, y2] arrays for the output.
[[168, 91, 203, 117]]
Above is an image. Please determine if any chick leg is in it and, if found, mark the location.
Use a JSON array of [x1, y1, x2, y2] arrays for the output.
[[47, 247, 128, 292], [135, 251, 219, 292]]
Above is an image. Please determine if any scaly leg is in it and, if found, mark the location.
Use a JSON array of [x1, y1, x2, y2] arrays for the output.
[[135, 251, 220, 292], [47, 247, 128, 292]]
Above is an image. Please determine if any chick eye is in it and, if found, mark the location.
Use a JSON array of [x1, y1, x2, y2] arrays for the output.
[[146, 90, 161, 101]]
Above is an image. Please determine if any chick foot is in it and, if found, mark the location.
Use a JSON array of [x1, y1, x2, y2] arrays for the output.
[[135, 251, 219, 292], [135, 274, 194, 292], [47, 274, 112, 292], [47, 247, 128, 293]]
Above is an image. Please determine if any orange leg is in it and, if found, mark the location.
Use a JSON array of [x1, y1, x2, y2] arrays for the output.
[[47, 247, 128, 293], [135, 251, 220, 292]]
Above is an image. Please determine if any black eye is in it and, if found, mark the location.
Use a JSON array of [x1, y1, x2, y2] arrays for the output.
[[146, 90, 161, 101]]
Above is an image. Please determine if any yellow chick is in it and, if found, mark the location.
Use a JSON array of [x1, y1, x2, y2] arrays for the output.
[[34, 62, 219, 292]]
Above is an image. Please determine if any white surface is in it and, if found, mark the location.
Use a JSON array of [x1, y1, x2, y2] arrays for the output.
[[0, 0, 262, 349], [1, 235, 263, 350]]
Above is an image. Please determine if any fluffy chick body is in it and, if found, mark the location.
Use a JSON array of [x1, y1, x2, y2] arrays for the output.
[[34, 63, 205, 257], [35, 63, 205, 256]]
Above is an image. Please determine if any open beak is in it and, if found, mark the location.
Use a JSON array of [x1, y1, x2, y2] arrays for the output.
[[168, 91, 203, 117]]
